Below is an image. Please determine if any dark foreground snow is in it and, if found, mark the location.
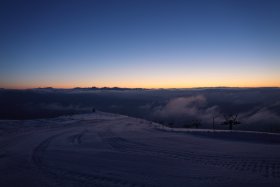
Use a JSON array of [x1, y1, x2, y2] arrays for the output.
[[0, 112, 280, 187]]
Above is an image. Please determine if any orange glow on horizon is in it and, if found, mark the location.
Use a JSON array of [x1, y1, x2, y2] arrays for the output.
[[2, 80, 280, 89]]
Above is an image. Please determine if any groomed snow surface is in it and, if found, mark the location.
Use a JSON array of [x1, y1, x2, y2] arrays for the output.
[[0, 112, 280, 187]]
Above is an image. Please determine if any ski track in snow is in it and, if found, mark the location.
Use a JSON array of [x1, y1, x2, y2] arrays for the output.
[[0, 112, 280, 187]]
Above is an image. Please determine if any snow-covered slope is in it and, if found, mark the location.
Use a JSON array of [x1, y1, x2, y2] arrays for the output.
[[0, 112, 280, 187]]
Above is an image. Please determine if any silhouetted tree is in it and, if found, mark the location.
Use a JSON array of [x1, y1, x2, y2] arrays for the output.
[[168, 122, 174, 128], [212, 114, 219, 130], [192, 120, 201, 129], [92, 108, 96, 113], [222, 114, 240, 130], [184, 123, 190, 128]]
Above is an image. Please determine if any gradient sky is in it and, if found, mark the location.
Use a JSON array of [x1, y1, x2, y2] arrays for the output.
[[0, 0, 280, 88]]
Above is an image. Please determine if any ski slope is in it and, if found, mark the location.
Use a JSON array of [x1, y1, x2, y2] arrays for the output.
[[0, 112, 280, 187]]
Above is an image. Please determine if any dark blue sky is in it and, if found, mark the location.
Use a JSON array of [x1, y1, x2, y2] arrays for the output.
[[1, 0, 279, 88]]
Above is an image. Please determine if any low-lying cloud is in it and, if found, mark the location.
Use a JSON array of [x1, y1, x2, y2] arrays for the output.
[[1, 88, 279, 132], [151, 94, 280, 131], [152, 95, 221, 127]]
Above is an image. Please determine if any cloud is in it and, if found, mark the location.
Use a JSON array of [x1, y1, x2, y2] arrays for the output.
[[153, 95, 204, 117], [152, 95, 221, 125], [242, 108, 280, 125], [151, 94, 280, 131], [38, 103, 91, 112], [1, 88, 280, 131]]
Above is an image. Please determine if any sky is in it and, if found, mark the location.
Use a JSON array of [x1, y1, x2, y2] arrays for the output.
[[0, 0, 280, 89]]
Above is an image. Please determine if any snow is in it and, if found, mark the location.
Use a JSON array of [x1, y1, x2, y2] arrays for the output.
[[0, 112, 280, 187]]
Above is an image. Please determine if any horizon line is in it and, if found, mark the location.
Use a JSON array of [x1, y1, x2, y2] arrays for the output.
[[1, 86, 280, 90]]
